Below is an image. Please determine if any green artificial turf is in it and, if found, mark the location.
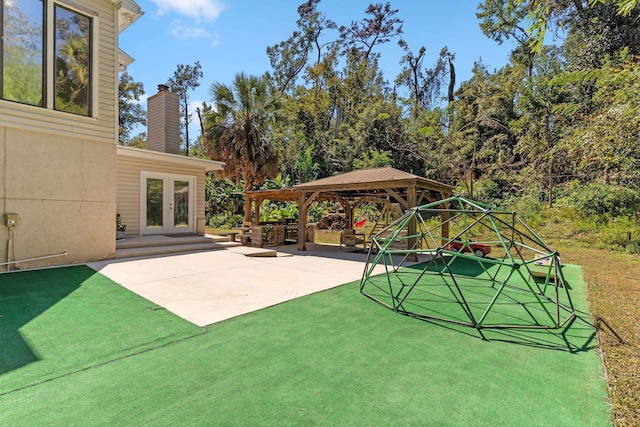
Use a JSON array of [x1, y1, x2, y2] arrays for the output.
[[0, 264, 610, 426], [361, 255, 577, 330], [0, 266, 203, 394]]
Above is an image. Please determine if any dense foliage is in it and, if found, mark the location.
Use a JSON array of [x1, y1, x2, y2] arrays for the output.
[[119, 0, 640, 237], [197, 1, 640, 200]]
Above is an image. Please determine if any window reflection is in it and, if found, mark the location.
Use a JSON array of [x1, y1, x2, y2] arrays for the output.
[[146, 178, 164, 228], [2, 0, 44, 106], [54, 5, 90, 115], [174, 181, 189, 227]]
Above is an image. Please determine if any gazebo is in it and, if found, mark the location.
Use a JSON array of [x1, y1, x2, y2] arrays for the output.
[[243, 167, 454, 252]]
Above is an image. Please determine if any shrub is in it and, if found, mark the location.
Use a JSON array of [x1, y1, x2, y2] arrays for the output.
[[472, 179, 516, 207], [259, 203, 298, 222], [474, 180, 501, 205], [504, 183, 547, 224], [208, 214, 243, 228], [595, 216, 640, 253], [557, 181, 640, 217]]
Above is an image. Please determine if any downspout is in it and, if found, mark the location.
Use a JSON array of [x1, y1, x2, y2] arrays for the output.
[[3, 128, 8, 269], [6, 228, 13, 271]]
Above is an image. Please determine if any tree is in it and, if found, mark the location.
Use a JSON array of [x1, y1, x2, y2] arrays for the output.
[[126, 132, 148, 150], [446, 61, 523, 198], [563, 2, 640, 69], [591, 0, 640, 14], [167, 61, 203, 156], [118, 72, 146, 143], [395, 42, 455, 117], [478, 0, 536, 75], [204, 73, 282, 192], [564, 51, 640, 185], [512, 47, 569, 206], [520, 0, 640, 51], [266, 0, 337, 93], [338, 2, 403, 63], [265, 1, 404, 178], [479, 0, 532, 46]]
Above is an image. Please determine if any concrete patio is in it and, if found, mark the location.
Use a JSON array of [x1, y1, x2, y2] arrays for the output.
[[88, 243, 398, 327]]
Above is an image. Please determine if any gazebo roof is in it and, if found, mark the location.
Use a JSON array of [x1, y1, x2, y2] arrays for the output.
[[245, 167, 453, 202], [293, 167, 453, 196], [243, 167, 454, 252]]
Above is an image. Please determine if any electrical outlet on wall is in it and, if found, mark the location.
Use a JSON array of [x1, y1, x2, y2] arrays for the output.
[[5, 213, 19, 228]]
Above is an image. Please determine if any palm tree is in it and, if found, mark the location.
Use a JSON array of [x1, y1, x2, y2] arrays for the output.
[[204, 73, 282, 192]]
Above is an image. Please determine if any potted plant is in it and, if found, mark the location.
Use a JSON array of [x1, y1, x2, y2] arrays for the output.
[[116, 213, 127, 240]]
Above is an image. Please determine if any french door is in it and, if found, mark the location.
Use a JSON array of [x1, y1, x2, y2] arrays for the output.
[[141, 172, 195, 235]]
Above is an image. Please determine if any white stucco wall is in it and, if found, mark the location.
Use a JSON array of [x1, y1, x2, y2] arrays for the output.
[[0, 0, 119, 270]]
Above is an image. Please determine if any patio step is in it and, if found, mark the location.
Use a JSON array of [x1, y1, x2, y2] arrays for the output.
[[115, 234, 240, 259], [116, 234, 229, 249]]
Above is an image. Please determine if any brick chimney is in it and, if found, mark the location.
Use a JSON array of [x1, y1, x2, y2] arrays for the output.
[[147, 84, 181, 154]]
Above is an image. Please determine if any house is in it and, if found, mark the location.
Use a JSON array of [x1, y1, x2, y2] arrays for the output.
[[0, 0, 222, 270], [115, 85, 224, 238]]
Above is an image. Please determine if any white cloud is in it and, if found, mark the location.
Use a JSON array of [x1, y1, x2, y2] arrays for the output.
[[169, 21, 210, 40], [167, 20, 221, 46], [149, 0, 225, 22]]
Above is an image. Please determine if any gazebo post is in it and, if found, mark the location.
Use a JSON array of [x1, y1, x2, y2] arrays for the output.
[[297, 191, 320, 251], [255, 197, 262, 225], [347, 200, 354, 229], [407, 186, 418, 262], [243, 194, 252, 224], [441, 193, 450, 239], [297, 191, 307, 251]]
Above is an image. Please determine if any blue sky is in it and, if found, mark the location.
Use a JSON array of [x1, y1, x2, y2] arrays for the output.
[[120, 0, 525, 137]]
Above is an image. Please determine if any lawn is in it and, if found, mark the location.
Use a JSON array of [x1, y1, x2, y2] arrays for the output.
[[556, 247, 640, 426], [0, 261, 610, 425], [0, 266, 203, 395], [212, 226, 639, 425]]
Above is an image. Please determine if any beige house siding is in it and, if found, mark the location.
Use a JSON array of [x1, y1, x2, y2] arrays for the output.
[[0, 0, 119, 270], [116, 154, 211, 237]]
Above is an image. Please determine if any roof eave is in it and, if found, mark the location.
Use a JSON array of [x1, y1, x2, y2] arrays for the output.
[[118, 48, 135, 72], [294, 178, 453, 194], [116, 0, 144, 34], [116, 145, 225, 172]]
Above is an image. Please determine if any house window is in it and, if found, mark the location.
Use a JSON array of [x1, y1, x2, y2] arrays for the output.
[[1, 1, 92, 116], [54, 4, 91, 115], [2, 0, 45, 106]]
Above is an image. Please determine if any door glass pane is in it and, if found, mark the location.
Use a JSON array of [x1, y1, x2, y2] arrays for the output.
[[2, 0, 44, 105], [146, 178, 163, 228], [174, 180, 189, 228], [54, 5, 91, 115]]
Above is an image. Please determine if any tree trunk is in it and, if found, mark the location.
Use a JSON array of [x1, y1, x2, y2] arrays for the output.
[[547, 156, 553, 208], [184, 97, 190, 156], [467, 166, 474, 200], [448, 57, 456, 103], [334, 105, 342, 138], [197, 107, 205, 137]]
